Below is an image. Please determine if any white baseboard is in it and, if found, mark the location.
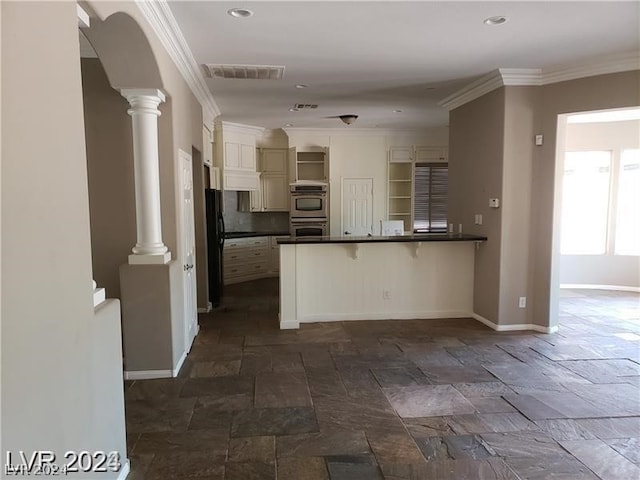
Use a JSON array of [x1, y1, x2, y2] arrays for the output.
[[560, 283, 640, 293], [472, 313, 558, 334], [197, 302, 212, 313], [124, 369, 173, 380], [117, 459, 130, 480], [173, 350, 188, 377], [300, 311, 472, 323], [280, 311, 558, 334]]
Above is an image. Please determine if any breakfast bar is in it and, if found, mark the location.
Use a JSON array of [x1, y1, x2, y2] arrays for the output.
[[277, 233, 487, 329]]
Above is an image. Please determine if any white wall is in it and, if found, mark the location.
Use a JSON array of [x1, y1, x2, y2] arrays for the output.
[[287, 128, 448, 235], [560, 119, 640, 289]]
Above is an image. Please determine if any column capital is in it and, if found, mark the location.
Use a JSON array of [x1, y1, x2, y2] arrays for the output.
[[120, 88, 166, 105]]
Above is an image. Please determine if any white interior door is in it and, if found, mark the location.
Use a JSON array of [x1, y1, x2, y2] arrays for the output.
[[342, 178, 373, 236], [179, 150, 198, 352]]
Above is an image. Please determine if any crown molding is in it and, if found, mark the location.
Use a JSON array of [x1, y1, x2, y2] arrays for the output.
[[438, 70, 505, 111], [283, 127, 446, 137], [439, 52, 640, 111], [135, 0, 220, 124], [214, 120, 265, 137], [540, 51, 640, 85]]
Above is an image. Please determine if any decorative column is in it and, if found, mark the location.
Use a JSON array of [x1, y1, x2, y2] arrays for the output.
[[121, 89, 171, 264]]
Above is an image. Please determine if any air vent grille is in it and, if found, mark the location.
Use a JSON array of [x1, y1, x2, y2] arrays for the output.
[[203, 64, 285, 80], [294, 103, 319, 109]]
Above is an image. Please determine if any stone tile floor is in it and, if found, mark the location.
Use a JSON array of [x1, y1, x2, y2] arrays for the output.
[[125, 281, 640, 479]]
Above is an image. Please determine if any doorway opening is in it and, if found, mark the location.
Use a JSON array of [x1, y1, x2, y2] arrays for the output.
[[552, 107, 640, 330]]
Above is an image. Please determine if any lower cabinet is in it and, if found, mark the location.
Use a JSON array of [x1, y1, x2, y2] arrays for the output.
[[223, 235, 289, 285]]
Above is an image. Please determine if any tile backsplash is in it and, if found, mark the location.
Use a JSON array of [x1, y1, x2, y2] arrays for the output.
[[223, 191, 289, 232]]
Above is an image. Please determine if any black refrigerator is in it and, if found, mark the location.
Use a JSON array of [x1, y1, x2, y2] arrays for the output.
[[205, 189, 225, 307]]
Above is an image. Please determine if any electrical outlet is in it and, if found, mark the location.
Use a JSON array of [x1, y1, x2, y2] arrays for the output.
[[519, 297, 527, 308], [383, 290, 391, 300]]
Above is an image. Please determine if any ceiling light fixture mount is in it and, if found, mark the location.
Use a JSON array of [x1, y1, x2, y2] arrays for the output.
[[483, 16, 507, 25], [295, 84, 309, 89], [339, 114, 358, 125], [227, 8, 253, 18]]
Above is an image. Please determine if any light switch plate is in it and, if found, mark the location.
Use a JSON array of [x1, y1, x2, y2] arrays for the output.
[[535, 134, 544, 146], [489, 198, 500, 208], [474, 214, 483, 225]]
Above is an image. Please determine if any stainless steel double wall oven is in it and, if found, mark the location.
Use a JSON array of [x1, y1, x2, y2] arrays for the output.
[[289, 183, 328, 236]]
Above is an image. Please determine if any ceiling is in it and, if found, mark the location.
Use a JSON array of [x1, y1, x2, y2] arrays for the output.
[[168, 1, 639, 130]]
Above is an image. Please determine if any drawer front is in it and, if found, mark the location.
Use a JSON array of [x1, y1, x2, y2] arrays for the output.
[[224, 247, 268, 264], [225, 236, 268, 250], [224, 260, 269, 280]]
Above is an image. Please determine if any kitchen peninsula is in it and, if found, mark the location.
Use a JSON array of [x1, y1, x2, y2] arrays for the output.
[[278, 233, 487, 329]]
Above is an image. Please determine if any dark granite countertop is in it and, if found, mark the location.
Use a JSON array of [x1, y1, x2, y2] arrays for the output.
[[225, 231, 290, 239], [277, 233, 487, 245]]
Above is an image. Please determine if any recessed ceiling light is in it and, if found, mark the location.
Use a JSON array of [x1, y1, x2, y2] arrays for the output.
[[284, 123, 293, 127], [295, 84, 309, 89], [288, 108, 299, 112], [393, 109, 403, 113], [227, 8, 253, 18], [484, 16, 507, 25]]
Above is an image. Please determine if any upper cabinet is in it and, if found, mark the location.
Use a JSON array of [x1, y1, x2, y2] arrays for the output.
[[389, 146, 413, 163], [261, 148, 288, 173], [414, 146, 447, 163], [213, 120, 264, 190], [246, 148, 289, 212], [289, 146, 329, 182]]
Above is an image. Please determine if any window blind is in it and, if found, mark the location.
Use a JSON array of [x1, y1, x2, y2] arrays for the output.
[[413, 163, 448, 232]]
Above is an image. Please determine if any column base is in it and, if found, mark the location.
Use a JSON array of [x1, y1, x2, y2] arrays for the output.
[[128, 252, 172, 265]]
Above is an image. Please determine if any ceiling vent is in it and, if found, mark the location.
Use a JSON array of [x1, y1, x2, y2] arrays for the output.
[[293, 103, 319, 109], [203, 64, 285, 80]]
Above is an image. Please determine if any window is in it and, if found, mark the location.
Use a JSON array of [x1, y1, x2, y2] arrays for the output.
[[561, 149, 639, 257], [413, 163, 448, 232], [615, 149, 640, 255], [561, 151, 611, 254]]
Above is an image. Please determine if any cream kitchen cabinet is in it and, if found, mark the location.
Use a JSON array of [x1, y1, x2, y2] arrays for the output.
[[247, 148, 289, 212], [261, 174, 288, 211], [389, 146, 413, 163], [223, 236, 270, 284], [214, 120, 263, 190], [223, 141, 256, 171], [223, 235, 289, 284], [289, 146, 329, 183], [261, 148, 288, 174]]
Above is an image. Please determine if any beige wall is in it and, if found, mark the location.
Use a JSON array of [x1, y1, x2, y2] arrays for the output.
[[449, 89, 505, 323], [82, 58, 136, 299], [560, 119, 640, 288], [449, 71, 640, 329], [536, 71, 640, 326], [2, 1, 125, 471], [500, 86, 540, 325], [86, 1, 205, 370], [287, 129, 449, 235]]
